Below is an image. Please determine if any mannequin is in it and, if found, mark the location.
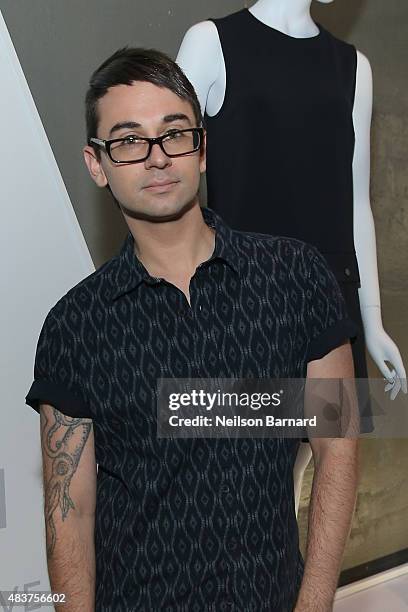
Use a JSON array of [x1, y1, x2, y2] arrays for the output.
[[176, 0, 407, 514]]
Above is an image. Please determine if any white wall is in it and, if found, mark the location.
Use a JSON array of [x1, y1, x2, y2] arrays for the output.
[[0, 10, 94, 605]]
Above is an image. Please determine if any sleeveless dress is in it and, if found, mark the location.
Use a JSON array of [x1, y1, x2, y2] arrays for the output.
[[204, 8, 374, 433]]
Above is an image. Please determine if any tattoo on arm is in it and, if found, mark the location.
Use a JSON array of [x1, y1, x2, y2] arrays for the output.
[[40, 407, 92, 557]]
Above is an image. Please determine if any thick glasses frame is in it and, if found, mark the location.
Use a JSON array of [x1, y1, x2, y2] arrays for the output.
[[89, 127, 204, 164]]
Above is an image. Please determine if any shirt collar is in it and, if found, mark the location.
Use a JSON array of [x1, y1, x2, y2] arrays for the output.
[[110, 206, 240, 302]]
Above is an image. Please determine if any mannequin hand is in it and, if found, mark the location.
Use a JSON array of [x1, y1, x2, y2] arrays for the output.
[[383, 368, 406, 400], [365, 329, 407, 398]]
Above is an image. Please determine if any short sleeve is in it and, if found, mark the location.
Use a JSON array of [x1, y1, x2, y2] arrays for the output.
[[306, 249, 359, 362], [25, 311, 92, 419]]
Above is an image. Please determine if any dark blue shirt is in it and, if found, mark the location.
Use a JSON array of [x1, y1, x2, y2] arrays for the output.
[[26, 206, 358, 611]]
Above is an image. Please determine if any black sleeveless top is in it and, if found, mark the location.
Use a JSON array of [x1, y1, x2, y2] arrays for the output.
[[205, 8, 360, 285]]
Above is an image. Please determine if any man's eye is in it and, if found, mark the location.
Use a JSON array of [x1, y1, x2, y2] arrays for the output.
[[164, 130, 182, 139], [123, 136, 140, 144]]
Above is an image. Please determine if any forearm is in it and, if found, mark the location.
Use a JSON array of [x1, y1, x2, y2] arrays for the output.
[[46, 513, 95, 612], [294, 440, 359, 611]]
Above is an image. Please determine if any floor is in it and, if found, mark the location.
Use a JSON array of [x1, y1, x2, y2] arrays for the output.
[[334, 564, 408, 611]]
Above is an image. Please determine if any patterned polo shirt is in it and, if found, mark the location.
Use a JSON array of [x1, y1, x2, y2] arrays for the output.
[[25, 206, 359, 612]]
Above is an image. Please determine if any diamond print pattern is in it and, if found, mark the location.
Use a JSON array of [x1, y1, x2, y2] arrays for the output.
[[25, 203, 359, 610]]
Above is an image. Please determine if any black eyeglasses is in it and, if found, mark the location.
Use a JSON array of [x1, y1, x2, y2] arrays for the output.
[[89, 127, 204, 164]]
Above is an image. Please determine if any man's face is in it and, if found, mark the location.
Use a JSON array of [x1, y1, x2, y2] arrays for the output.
[[83, 80, 206, 220]]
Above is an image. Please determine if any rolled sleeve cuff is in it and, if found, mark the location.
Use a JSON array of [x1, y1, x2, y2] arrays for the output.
[[25, 379, 92, 419], [307, 317, 359, 362]]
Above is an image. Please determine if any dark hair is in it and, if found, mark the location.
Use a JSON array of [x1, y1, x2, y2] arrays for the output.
[[85, 46, 203, 157]]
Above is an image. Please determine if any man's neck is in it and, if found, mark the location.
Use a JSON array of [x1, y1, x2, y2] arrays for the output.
[[127, 201, 215, 282]]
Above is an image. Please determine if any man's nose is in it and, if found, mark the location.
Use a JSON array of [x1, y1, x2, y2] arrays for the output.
[[144, 142, 171, 169]]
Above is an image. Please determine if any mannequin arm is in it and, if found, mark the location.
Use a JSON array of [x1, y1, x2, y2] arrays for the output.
[[353, 51, 380, 310], [176, 21, 221, 115], [352, 51, 406, 391]]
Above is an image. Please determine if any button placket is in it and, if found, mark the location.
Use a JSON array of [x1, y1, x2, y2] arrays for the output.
[[193, 266, 210, 313], [223, 572, 235, 610], [186, 270, 205, 371], [221, 464, 235, 496], [223, 466, 243, 562]]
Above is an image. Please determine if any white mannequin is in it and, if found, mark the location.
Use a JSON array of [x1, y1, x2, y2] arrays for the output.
[[176, 0, 407, 514]]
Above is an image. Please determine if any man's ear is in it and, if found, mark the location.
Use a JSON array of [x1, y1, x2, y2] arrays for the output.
[[83, 145, 108, 187], [199, 129, 206, 174]]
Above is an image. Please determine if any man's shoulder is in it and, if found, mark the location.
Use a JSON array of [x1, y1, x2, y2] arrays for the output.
[[231, 228, 320, 267], [45, 252, 120, 327]]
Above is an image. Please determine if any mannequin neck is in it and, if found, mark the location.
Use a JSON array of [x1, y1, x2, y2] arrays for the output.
[[249, 0, 319, 37]]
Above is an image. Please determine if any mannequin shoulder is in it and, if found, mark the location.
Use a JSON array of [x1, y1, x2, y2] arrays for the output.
[[176, 21, 223, 96], [354, 50, 373, 111], [356, 50, 373, 89], [177, 20, 221, 60], [352, 50, 373, 133]]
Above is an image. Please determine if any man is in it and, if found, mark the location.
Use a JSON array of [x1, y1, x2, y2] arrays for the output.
[[26, 47, 359, 611]]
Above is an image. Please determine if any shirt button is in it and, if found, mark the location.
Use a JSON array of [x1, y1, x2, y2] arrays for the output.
[[220, 483, 230, 493], [344, 267, 351, 276]]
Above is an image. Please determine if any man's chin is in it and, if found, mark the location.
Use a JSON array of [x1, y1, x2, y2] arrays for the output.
[[120, 197, 198, 222]]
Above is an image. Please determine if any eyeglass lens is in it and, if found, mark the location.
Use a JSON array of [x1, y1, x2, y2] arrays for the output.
[[110, 129, 201, 162]]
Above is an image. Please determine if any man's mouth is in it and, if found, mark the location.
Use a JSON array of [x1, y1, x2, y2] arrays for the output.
[[144, 179, 179, 191]]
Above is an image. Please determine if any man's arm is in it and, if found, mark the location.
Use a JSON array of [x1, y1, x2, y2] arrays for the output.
[[294, 340, 359, 612], [40, 403, 96, 611]]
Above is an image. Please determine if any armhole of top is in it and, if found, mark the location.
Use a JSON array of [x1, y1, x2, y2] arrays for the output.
[[350, 45, 358, 110], [204, 18, 230, 120]]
